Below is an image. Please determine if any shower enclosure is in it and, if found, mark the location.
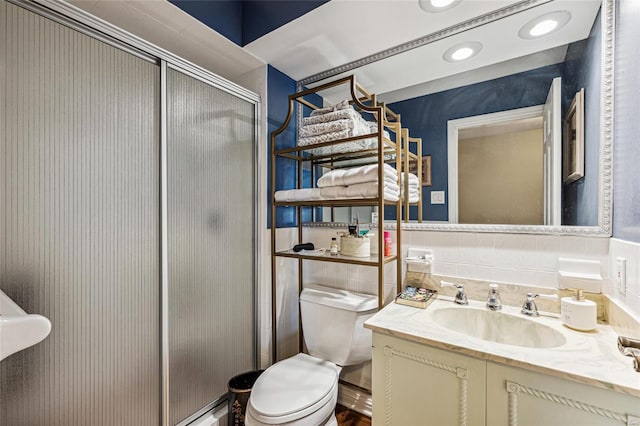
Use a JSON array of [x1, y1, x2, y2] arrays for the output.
[[0, 1, 258, 424]]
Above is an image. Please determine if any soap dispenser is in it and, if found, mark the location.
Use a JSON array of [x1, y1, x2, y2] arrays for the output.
[[561, 288, 597, 331]]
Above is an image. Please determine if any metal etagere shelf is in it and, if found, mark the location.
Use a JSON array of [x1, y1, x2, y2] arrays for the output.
[[270, 74, 409, 362]]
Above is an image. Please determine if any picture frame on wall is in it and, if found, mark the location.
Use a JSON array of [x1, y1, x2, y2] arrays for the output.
[[409, 155, 432, 186], [563, 88, 585, 184], [422, 156, 432, 186]]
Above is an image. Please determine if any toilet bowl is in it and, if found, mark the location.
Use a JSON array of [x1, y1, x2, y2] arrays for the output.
[[245, 354, 340, 425], [245, 284, 377, 426]]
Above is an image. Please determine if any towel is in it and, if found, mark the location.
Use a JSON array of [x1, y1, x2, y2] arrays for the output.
[[303, 107, 363, 126], [401, 173, 419, 186], [299, 118, 357, 138], [309, 99, 350, 117], [344, 181, 400, 199], [317, 163, 399, 188], [274, 188, 324, 202], [275, 183, 400, 202]]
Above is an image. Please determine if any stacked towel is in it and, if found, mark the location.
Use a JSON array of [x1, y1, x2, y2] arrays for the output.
[[274, 185, 399, 202], [400, 172, 420, 203], [299, 100, 378, 155], [317, 163, 398, 187], [274, 163, 401, 202]]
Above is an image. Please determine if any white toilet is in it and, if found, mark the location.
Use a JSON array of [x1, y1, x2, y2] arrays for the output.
[[245, 283, 378, 425]]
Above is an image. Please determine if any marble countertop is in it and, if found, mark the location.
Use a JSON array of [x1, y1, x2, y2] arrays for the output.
[[364, 297, 640, 397]]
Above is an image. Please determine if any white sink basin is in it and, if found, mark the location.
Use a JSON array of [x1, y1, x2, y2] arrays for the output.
[[431, 306, 567, 348], [0, 290, 51, 361]]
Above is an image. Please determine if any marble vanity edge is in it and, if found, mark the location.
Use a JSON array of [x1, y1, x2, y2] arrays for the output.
[[365, 301, 640, 398]]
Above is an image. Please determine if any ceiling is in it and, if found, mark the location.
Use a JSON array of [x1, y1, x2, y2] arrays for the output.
[[243, 0, 601, 102], [66, 0, 601, 102]]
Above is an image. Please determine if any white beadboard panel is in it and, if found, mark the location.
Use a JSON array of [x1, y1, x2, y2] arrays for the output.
[[166, 68, 255, 425], [0, 2, 160, 424]]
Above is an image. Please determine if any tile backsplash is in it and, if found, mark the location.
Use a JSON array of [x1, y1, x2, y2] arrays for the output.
[[262, 228, 640, 367]]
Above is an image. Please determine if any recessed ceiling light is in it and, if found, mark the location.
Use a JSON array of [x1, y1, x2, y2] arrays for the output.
[[518, 11, 571, 39], [418, 0, 463, 13], [443, 41, 482, 63]]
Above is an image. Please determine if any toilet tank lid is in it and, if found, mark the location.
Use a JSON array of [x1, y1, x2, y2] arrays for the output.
[[300, 284, 378, 312]]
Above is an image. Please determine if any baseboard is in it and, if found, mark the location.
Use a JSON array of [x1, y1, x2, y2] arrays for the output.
[[338, 383, 372, 418]]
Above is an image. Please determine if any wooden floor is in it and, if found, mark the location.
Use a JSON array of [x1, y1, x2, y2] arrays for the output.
[[335, 404, 372, 426]]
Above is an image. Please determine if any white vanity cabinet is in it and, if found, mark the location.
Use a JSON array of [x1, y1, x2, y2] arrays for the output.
[[371, 333, 486, 426], [486, 362, 640, 426], [372, 332, 640, 426]]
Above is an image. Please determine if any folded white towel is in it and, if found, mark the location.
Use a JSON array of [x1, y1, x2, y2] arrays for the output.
[[276, 184, 400, 203], [345, 181, 399, 199], [401, 173, 420, 185], [406, 194, 420, 203], [318, 186, 345, 199], [274, 188, 324, 202], [304, 107, 362, 126], [317, 164, 399, 188], [299, 119, 356, 138], [309, 99, 350, 117]]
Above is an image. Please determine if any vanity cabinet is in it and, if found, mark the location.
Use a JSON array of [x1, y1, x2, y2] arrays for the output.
[[372, 333, 640, 426], [371, 333, 486, 426], [486, 363, 640, 426]]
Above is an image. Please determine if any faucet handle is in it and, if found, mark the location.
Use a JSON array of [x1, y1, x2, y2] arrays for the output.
[[440, 280, 469, 305], [521, 293, 558, 316], [486, 283, 502, 310]]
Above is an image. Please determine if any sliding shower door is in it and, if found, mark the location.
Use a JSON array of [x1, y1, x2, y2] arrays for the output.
[[166, 67, 256, 425], [0, 1, 160, 424]]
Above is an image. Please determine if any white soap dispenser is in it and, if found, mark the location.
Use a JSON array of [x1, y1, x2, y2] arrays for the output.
[[561, 288, 597, 331]]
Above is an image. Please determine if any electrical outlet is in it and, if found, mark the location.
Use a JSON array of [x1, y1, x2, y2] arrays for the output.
[[615, 257, 627, 295]]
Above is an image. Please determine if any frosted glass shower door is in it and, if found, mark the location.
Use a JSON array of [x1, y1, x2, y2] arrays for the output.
[[166, 67, 256, 425]]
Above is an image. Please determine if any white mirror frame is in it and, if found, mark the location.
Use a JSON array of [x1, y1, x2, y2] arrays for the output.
[[299, 0, 614, 236]]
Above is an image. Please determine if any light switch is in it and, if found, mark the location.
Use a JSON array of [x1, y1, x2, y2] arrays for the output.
[[431, 191, 445, 204]]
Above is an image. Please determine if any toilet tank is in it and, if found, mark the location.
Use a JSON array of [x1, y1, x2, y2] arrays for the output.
[[299, 284, 378, 366]]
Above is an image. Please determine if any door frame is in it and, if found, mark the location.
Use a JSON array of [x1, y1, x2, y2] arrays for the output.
[[447, 105, 544, 224]]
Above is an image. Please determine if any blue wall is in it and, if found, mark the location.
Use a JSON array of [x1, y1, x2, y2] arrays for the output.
[[169, 0, 328, 46], [242, 1, 329, 45], [562, 10, 601, 226], [387, 63, 564, 221], [613, 0, 640, 242], [169, 0, 243, 45]]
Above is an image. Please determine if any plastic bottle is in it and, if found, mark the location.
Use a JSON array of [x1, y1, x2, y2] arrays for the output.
[[330, 237, 339, 256], [383, 231, 392, 257]]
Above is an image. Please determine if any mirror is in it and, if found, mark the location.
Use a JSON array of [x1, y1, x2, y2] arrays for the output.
[[301, 0, 613, 235]]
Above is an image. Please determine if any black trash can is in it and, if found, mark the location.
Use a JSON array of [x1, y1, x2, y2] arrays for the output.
[[228, 370, 264, 426]]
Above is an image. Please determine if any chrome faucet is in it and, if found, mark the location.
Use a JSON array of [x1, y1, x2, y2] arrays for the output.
[[521, 293, 540, 316], [521, 292, 558, 316], [486, 283, 502, 311], [440, 280, 468, 305]]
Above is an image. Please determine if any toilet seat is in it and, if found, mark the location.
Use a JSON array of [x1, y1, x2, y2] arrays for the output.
[[246, 353, 341, 424]]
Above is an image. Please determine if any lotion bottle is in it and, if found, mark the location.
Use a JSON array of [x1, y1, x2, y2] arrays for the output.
[[561, 288, 597, 331]]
